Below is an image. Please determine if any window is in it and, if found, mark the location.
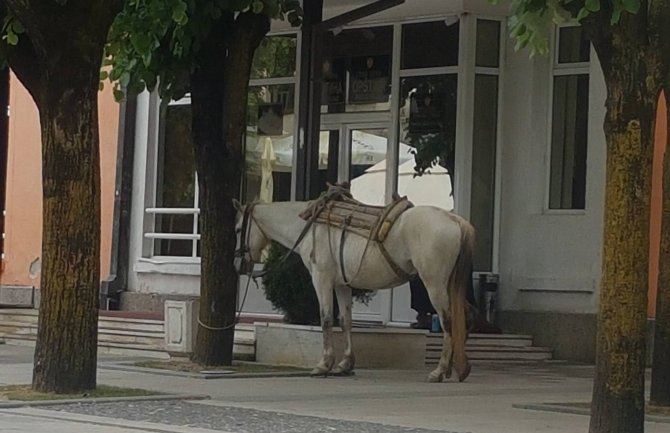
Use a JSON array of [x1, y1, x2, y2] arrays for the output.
[[145, 34, 298, 259], [245, 83, 295, 203], [245, 34, 298, 204], [401, 20, 459, 69], [548, 26, 590, 210], [471, 19, 502, 271], [321, 26, 393, 113], [150, 101, 199, 257]]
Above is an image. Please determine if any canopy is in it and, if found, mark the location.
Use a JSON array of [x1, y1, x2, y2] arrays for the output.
[[350, 159, 454, 211], [245, 130, 413, 173]]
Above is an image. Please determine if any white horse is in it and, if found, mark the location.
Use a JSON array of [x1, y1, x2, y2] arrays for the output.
[[234, 199, 474, 382]]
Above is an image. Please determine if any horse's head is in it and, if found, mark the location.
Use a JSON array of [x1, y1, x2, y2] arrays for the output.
[[233, 199, 270, 272]]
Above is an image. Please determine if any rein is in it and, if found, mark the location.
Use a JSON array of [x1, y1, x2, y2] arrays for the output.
[[237, 200, 326, 281], [196, 193, 365, 333]]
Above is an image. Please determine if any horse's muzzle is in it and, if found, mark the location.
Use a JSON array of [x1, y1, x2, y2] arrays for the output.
[[234, 251, 254, 275]]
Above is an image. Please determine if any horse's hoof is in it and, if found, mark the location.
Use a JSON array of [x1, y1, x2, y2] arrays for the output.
[[310, 367, 330, 378], [444, 367, 453, 379], [331, 366, 355, 377], [426, 371, 444, 383], [458, 363, 472, 382]]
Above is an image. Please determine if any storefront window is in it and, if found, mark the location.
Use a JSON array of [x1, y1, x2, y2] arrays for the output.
[[398, 74, 458, 210], [245, 84, 296, 203], [245, 32, 298, 204], [251, 35, 297, 79], [401, 20, 459, 69], [549, 26, 590, 210], [322, 26, 393, 113], [154, 103, 197, 257]]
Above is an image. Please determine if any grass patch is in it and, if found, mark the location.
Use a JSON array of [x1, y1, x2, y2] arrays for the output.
[[135, 359, 308, 374], [548, 402, 670, 417], [0, 385, 156, 402]]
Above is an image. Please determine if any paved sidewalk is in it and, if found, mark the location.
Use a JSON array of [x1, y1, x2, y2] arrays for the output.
[[1, 344, 667, 433]]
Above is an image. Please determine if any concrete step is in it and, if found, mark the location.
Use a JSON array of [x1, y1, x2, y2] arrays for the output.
[[426, 345, 553, 363], [426, 332, 553, 364], [1, 309, 256, 360], [427, 333, 534, 348]]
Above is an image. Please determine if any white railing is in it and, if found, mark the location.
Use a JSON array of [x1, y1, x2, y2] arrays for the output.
[[145, 207, 200, 257]]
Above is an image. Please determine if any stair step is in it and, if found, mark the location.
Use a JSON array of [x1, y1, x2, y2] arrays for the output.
[[1, 309, 255, 360]]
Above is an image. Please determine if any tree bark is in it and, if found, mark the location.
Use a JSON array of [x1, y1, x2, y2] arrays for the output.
[[32, 66, 103, 393], [191, 12, 270, 365], [4, 0, 120, 393], [587, 14, 662, 432], [651, 88, 670, 407]]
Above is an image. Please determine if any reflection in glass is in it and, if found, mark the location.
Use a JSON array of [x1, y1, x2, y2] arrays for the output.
[[398, 75, 458, 210], [549, 74, 589, 209], [251, 35, 297, 79], [155, 104, 196, 256], [401, 20, 459, 69], [321, 26, 393, 113], [471, 75, 499, 271], [558, 26, 590, 64], [245, 84, 295, 203], [476, 20, 500, 68]]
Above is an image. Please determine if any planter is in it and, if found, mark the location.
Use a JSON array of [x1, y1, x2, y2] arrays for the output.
[[254, 322, 427, 369]]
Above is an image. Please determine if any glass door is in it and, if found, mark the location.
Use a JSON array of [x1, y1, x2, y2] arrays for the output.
[[341, 123, 393, 325]]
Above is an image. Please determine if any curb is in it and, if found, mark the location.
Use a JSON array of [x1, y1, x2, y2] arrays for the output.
[[5, 407, 231, 433], [100, 362, 312, 379], [0, 393, 209, 409], [513, 403, 670, 424]]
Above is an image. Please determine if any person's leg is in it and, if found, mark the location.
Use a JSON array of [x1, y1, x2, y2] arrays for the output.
[[410, 276, 435, 329]]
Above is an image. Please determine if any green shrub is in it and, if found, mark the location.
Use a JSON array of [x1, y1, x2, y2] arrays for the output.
[[261, 242, 374, 325]]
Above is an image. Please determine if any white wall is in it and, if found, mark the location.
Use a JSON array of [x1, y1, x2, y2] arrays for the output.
[[497, 35, 607, 315]]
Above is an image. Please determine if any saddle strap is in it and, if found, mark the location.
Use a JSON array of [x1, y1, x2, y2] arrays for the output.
[[378, 241, 415, 282], [339, 219, 349, 285]]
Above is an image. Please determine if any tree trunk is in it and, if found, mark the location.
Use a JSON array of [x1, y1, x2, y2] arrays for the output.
[[31, 68, 102, 393], [588, 18, 661, 431], [4, 0, 120, 394], [651, 88, 670, 407], [191, 12, 269, 365]]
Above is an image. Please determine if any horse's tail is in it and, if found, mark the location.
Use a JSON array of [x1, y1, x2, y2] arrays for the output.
[[448, 217, 475, 382]]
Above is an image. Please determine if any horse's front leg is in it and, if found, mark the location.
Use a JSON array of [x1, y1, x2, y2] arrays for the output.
[[333, 285, 355, 376], [310, 272, 336, 377]]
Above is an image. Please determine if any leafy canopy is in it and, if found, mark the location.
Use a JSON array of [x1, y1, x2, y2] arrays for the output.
[[104, 0, 302, 101], [498, 0, 640, 54]]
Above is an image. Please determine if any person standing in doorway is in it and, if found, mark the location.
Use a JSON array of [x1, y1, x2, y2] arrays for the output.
[[409, 275, 436, 329]]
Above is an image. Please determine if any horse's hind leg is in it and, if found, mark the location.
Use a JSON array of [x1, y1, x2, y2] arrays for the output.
[[449, 279, 471, 382], [423, 281, 453, 383], [310, 272, 336, 377], [333, 285, 355, 376]]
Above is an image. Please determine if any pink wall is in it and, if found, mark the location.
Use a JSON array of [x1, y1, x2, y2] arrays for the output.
[[649, 92, 667, 318], [0, 73, 119, 287]]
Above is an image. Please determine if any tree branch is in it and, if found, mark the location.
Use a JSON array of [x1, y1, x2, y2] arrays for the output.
[[0, 4, 41, 102]]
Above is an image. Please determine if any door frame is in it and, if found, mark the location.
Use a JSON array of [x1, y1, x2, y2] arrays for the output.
[[320, 115, 393, 324]]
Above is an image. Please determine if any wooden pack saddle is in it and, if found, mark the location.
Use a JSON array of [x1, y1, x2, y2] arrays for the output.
[[298, 183, 414, 243], [298, 183, 415, 283]]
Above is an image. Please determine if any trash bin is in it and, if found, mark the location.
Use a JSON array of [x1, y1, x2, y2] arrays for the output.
[[478, 273, 498, 324]]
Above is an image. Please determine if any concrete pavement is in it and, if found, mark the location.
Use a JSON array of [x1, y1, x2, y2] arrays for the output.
[[1, 344, 668, 433]]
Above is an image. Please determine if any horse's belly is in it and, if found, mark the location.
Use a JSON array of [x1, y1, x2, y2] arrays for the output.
[[342, 248, 411, 290]]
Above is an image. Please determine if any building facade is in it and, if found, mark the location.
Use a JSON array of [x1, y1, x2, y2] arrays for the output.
[[0, 0, 665, 362]]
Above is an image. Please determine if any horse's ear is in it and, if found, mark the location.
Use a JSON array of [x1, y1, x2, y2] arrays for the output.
[[232, 199, 243, 212]]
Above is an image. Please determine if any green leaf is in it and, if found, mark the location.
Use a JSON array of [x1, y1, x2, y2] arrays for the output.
[[172, 1, 188, 24], [251, 0, 264, 14], [577, 7, 590, 21], [5, 32, 18, 46], [113, 88, 126, 102], [585, 0, 600, 12]]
